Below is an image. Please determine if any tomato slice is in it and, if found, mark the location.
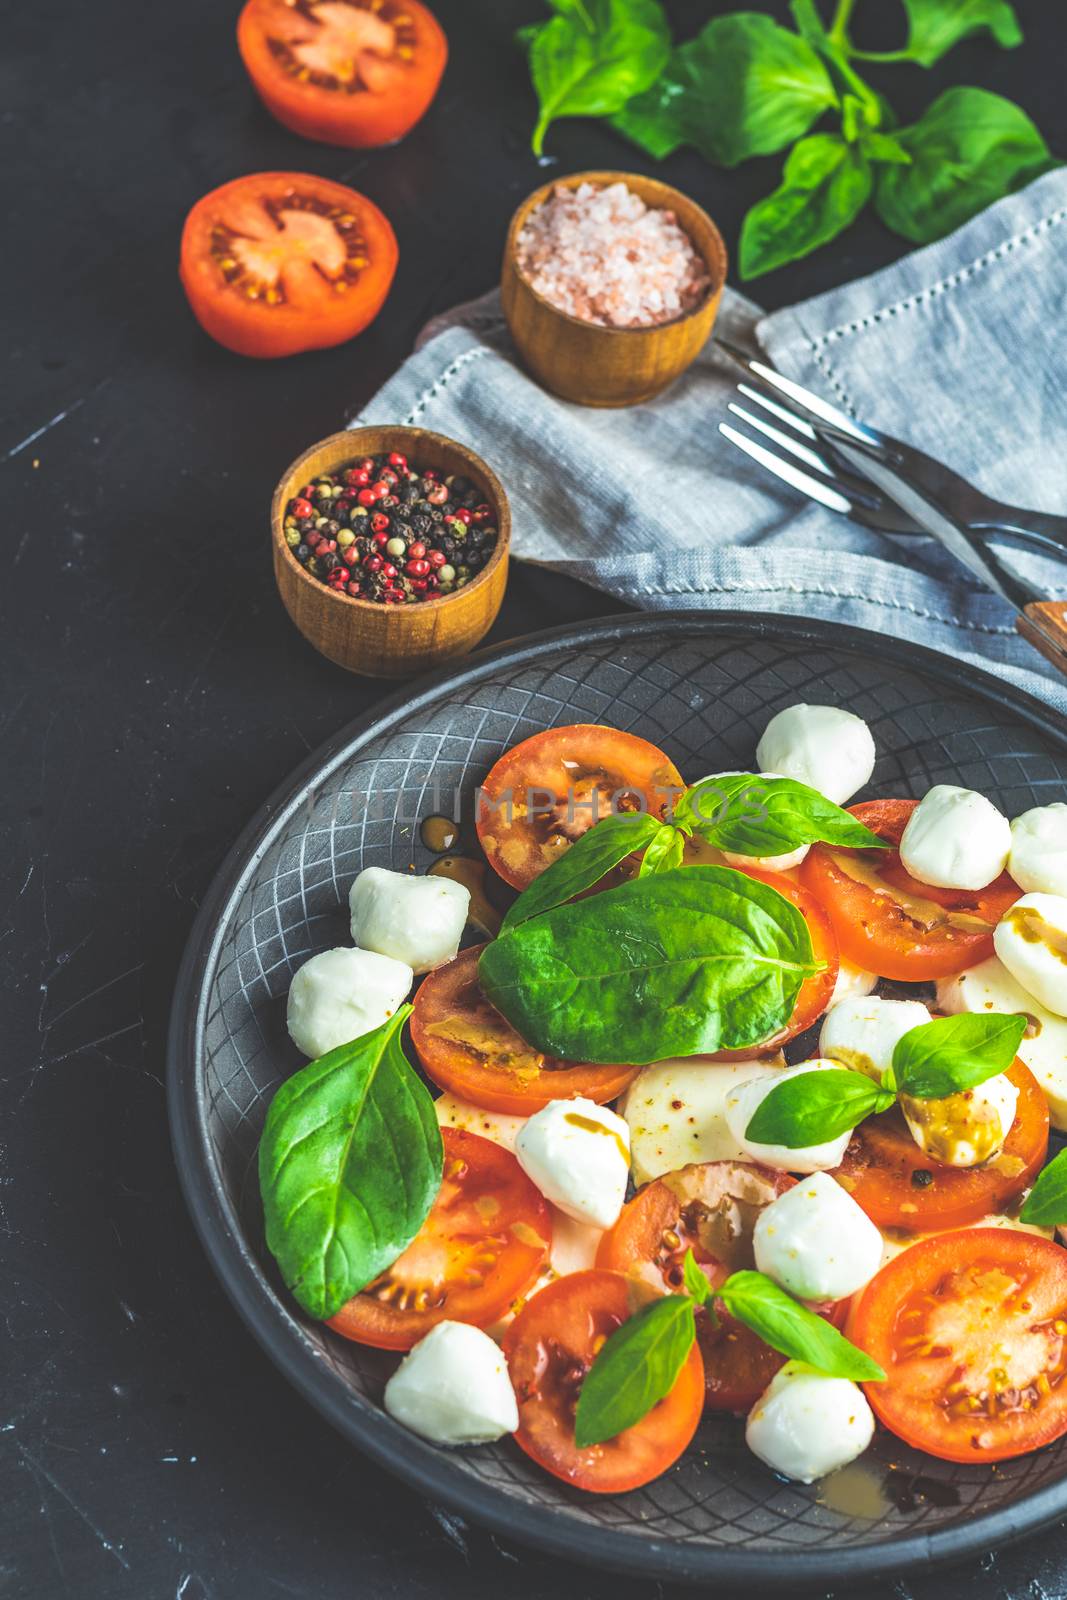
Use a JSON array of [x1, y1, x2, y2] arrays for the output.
[[327, 1128, 549, 1350], [595, 1161, 847, 1412], [848, 1228, 1067, 1463], [180, 173, 398, 358], [477, 725, 684, 891], [706, 869, 839, 1061], [410, 944, 637, 1115], [833, 1058, 1048, 1232], [237, 0, 447, 148], [801, 799, 1020, 981], [502, 1269, 704, 1492]]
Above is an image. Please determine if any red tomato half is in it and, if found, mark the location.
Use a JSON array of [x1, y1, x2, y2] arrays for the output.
[[410, 944, 638, 1115], [477, 725, 684, 890], [237, 0, 447, 148], [327, 1128, 549, 1350], [503, 1270, 705, 1493], [180, 173, 397, 358], [848, 1229, 1067, 1463], [833, 1058, 1048, 1232], [707, 868, 839, 1061], [801, 799, 1020, 981], [596, 1161, 847, 1412]]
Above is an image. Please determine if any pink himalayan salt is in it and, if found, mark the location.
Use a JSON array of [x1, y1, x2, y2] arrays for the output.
[[515, 181, 710, 330]]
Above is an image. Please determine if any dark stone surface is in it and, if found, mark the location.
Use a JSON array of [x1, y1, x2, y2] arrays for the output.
[[4, 0, 1064, 1594]]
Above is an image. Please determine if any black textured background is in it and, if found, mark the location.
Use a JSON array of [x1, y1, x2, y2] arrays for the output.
[[4, 0, 1065, 1595]]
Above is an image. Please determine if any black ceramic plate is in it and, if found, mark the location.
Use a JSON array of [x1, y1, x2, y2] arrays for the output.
[[168, 613, 1067, 1588]]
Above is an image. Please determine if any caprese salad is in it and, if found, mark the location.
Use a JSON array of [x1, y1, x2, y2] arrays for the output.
[[259, 705, 1067, 1495]]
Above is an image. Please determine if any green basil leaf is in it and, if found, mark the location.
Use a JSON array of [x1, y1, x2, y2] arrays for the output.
[[901, 0, 1022, 68], [875, 88, 1056, 245], [258, 1007, 442, 1320], [745, 1067, 890, 1147], [574, 1294, 695, 1447], [861, 130, 911, 165], [611, 13, 837, 168], [719, 1271, 885, 1381], [638, 824, 686, 877], [740, 134, 872, 281], [1019, 1149, 1067, 1226], [478, 866, 819, 1065], [500, 811, 664, 932], [683, 1247, 714, 1306], [526, 0, 670, 155], [893, 1012, 1028, 1100], [677, 773, 888, 857]]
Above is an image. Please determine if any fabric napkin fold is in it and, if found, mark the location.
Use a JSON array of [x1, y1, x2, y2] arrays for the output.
[[352, 168, 1067, 717]]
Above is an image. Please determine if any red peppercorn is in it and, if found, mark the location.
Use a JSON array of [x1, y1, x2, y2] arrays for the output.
[[292, 498, 313, 520], [345, 467, 371, 488], [321, 539, 338, 553], [472, 503, 492, 523], [428, 549, 447, 568], [382, 563, 398, 579], [357, 487, 378, 507], [347, 582, 361, 597], [371, 512, 390, 533], [406, 558, 430, 577], [377, 468, 398, 489], [364, 555, 384, 573], [426, 484, 449, 506], [373, 529, 390, 547], [454, 507, 472, 525], [305, 530, 322, 549], [425, 573, 439, 589], [341, 547, 359, 566], [388, 451, 408, 471], [422, 468, 438, 481], [407, 541, 427, 560], [357, 456, 375, 473], [410, 578, 429, 592]]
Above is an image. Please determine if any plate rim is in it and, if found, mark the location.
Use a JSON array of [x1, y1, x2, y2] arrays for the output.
[[167, 609, 1067, 1587]]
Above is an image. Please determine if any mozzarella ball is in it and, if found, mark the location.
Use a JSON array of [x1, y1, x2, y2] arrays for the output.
[[723, 843, 810, 873], [938, 955, 1067, 1129], [514, 1098, 630, 1229], [434, 1092, 525, 1152], [899, 786, 1010, 891], [899, 1073, 1019, 1167], [819, 994, 932, 1080], [829, 959, 878, 1008], [746, 1363, 875, 1483], [286, 946, 413, 1058], [349, 866, 470, 974], [724, 1060, 854, 1174], [384, 1321, 518, 1445], [756, 705, 875, 805], [619, 1056, 786, 1185], [1009, 803, 1067, 897], [994, 893, 1067, 1018], [753, 1171, 883, 1301]]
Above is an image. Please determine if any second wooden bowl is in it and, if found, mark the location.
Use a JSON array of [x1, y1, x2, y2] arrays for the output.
[[501, 171, 727, 408], [272, 428, 510, 679]]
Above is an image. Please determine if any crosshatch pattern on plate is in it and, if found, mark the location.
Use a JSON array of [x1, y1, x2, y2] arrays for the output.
[[195, 628, 1067, 1555]]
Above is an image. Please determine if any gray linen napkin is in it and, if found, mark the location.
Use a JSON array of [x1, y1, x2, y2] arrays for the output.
[[352, 168, 1067, 717]]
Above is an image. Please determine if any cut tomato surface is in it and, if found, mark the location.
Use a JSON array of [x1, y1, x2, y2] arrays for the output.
[[848, 1228, 1067, 1463], [477, 725, 683, 891], [237, 0, 447, 148], [503, 1269, 704, 1492], [595, 1161, 849, 1412], [180, 172, 397, 357], [801, 798, 1020, 981], [833, 1058, 1048, 1232], [706, 868, 839, 1061], [327, 1128, 549, 1350], [410, 944, 637, 1114]]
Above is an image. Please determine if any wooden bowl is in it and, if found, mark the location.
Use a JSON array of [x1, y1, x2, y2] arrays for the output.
[[501, 171, 727, 408], [272, 428, 510, 679]]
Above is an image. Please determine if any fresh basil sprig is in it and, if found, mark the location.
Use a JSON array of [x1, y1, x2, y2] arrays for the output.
[[746, 1067, 895, 1146], [575, 1252, 882, 1446], [259, 1007, 443, 1320], [638, 823, 687, 876], [676, 773, 887, 858], [500, 810, 663, 932], [1019, 1148, 1067, 1226], [479, 866, 820, 1065], [524, 0, 669, 157]]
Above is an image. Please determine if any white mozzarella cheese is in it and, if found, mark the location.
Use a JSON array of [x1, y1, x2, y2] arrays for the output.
[[383, 1321, 518, 1445], [829, 960, 878, 1007], [819, 994, 932, 1080], [349, 866, 470, 974], [755, 705, 876, 806], [619, 1056, 786, 1185], [753, 1171, 883, 1300], [1009, 803, 1067, 897], [937, 955, 1067, 1129], [514, 1098, 630, 1229], [994, 893, 1067, 1018], [746, 1363, 875, 1483], [899, 1072, 1018, 1167], [898, 785, 1010, 891], [286, 946, 413, 1058], [724, 1060, 854, 1174], [433, 1092, 526, 1152]]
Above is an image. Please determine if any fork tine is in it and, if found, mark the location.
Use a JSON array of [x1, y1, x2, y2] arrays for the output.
[[736, 382, 818, 441], [727, 401, 843, 480], [726, 400, 906, 515], [716, 337, 881, 448], [718, 421, 853, 514]]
